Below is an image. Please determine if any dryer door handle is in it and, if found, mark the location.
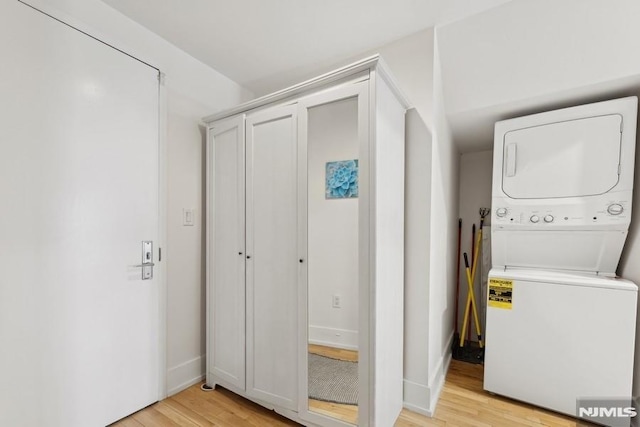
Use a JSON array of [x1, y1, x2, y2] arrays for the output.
[[505, 143, 517, 177]]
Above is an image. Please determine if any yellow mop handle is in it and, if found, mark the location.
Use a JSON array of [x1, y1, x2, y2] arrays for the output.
[[459, 229, 484, 348]]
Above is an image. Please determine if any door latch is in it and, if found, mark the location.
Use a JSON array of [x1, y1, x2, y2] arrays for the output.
[[133, 241, 154, 280]]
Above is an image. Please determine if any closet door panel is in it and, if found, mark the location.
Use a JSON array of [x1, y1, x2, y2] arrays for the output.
[[208, 115, 246, 390], [246, 105, 298, 410]]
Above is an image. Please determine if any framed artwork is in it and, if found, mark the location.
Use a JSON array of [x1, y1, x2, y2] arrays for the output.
[[326, 159, 358, 199]]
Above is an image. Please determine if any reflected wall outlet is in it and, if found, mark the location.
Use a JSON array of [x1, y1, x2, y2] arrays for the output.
[[332, 294, 341, 308]]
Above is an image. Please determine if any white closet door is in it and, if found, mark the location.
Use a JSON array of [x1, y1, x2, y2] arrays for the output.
[[246, 104, 298, 410], [208, 115, 245, 390]]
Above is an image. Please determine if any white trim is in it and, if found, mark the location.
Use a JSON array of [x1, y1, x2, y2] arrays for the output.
[[308, 326, 358, 351], [296, 95, 310, 424], [364, 66, 377, 427], [205, 125, 212, 388], [202, 56, 383, 124], [427, 352, 452, 414], [205, 125, 211, 388], [374, 57, 411, 110], [157, 70, 169, 401], [427, 333, 455, 415], [402, 379, 432, 417], [167, 355, 206, 396], [401, 335, 453, 418]]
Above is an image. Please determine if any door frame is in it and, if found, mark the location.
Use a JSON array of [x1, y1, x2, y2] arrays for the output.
[[157, 73, 169, 401], [18, 0, 169, 403]]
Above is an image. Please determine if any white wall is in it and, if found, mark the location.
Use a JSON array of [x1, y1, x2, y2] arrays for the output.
[[345, 28, 454, 416], [307, 98, 359, 350], [28, 0, 252, 396], [419, 35, 460, 415], [402, 109, 433, 414], [437, 0, 640, 152], [456, 151, 492, 342], [370, 29, 435, 129], [355, 29, 442, 415], [438, 0, 640, 116], [255, 29, 435, 130]]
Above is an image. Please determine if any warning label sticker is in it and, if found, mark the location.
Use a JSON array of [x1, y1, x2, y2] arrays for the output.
[[488, 278, 513, 310]]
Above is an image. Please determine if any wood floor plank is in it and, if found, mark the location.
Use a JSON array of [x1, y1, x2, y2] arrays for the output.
[[308, 344, 358, 362], [153, 400, 204, 427], [116, 360, 597, 427], [132, 406, 181, 427], [161, 399, 216, 427], [308, 399, 358, 424], [110, 417, 145, 427]]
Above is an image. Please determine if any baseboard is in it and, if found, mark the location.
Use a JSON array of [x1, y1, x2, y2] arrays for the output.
[[403, 379, 432, 416], [167, 354, 205, 396], [402, 332, 454, 417], [308, 325, 358, 350], [428, 347, 452, 413]]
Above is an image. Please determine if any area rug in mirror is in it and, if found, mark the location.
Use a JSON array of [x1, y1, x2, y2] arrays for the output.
[[308, 353, 358, 405]]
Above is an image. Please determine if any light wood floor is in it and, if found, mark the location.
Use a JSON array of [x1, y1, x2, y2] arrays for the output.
[[308, 344, 358, 362], [113, 360, 594, 426]]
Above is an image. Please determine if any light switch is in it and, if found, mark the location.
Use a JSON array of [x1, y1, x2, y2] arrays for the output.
[[183, 208, 195, 226]]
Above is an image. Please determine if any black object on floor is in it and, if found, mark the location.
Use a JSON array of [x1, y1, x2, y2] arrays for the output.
[[452, 343, 484, 364]]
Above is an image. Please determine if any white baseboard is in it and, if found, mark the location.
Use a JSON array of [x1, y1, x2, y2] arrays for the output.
[[403, 379, 432, 416], [402, 332, 454, 417], [308, 325, 358, 350], [428, 349, 452, 413], [167, 354, 205, 396]]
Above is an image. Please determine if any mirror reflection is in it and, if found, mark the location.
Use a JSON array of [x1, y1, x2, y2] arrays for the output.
[[307, 97, 359, 424]]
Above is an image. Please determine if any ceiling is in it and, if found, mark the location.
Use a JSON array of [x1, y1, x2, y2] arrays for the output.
[[101, 0, 510, 95]]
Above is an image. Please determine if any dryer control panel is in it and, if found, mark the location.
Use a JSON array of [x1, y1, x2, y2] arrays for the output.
[[493, 198, 632, 228]]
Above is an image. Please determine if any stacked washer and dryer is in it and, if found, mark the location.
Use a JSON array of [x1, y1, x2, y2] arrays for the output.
[[484, 97, 639, 426]]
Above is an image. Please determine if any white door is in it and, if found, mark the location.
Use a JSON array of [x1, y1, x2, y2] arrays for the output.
[[207, 115, 246, 390], [502, 115, 622, 199], [245, 104, 298, 410], [0, 3, 161, 426]]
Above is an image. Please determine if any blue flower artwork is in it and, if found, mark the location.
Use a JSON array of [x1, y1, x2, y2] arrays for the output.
[[326, 160, 358, 199]]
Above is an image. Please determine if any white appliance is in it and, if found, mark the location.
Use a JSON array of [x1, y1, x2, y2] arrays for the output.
[[485, 269, 637, 416], [491, 97, 637, 276], [484, 97, 638, 425]]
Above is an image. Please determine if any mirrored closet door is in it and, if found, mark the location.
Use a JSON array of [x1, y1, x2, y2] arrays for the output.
[[298, 81, 369, 426]]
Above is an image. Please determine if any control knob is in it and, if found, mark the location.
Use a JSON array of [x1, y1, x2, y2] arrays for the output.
[[607, 203, 624, 215], [543, 215, 554, 223], [530, 215, 539, 223], [496, 208, 508, 218]]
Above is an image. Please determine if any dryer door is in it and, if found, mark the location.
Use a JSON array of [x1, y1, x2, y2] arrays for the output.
[[502, 114, 622, 199]]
